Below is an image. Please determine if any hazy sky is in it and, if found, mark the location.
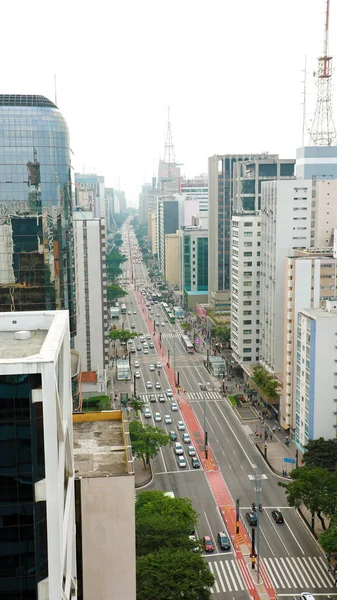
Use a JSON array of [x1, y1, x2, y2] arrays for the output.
[[1, 0, 336, 206]]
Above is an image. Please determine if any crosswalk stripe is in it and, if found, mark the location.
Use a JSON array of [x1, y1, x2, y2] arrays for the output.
[[219, 561, 232, 591], [213, 561, 225, 592], [268, 557, 287, 588], [208, 563, 219, 593], [231, 559, 246, 590], [300, 557, 318, 588], [314, 556, 334, 585], [226, 560, 239, 591], [208, 560, 246, 594], [307, 557, 326, 587], [279, 557, 297, 588], [262, 556, 334, 589], [293, 556, 311, 587]]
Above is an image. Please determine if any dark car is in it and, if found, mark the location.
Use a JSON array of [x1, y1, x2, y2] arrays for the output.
[[271, 510, 284, 524], [203, 536, 215, 552], [169, 431, 177, 441], [217, 532, 230, 551], [191, 457, 200, 469], [246, 511, 257, 526]]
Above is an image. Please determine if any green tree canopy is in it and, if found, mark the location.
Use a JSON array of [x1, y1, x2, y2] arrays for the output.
[[107, 284, 127, 304], [128, 396, 144, 416], [129, 421, 171, 469], [320, 517, 337, 554], [303, 438, 337, 471], [212, 325, 230, 343], [279, 466, 337, 530], [108, 329, 138, 344], [106, 247, 127, 282], [136, 548, 214, 600], [252, 366, 279, 399], [113, 232, 123, 247]]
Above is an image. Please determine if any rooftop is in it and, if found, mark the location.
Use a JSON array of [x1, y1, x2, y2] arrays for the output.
[[0, 94, 57, 108], [73, 416, 128, 477], [0, 329, 47, 359]]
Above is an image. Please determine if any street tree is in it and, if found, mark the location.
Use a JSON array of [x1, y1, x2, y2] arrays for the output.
[[303, 438, 337, 471], [107, 284, 127, 305], [212, 325, 230, 343], [320, 517, 337, 554], [113, 232, 123, 247], [129, 421, 171, 469], [136, 548, 214, 600], [106, 247, 127, 282], [252, 366, 279, 399], [128, 396, 144, 416], [279, 466, 337, 530], [108, 329, 138, 345]]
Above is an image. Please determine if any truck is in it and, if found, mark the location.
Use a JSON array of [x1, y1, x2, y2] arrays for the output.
[[110, 306, 120, 319]]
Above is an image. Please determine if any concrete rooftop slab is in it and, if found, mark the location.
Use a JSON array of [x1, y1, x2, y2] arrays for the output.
[[73, 420, 127, 477]]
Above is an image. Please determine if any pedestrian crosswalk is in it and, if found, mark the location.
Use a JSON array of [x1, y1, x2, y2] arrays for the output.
[[161, 332, 181, 338], [208, 559, 246, 594], [262, 555, 335, 590], [187, 391, 223, 401]]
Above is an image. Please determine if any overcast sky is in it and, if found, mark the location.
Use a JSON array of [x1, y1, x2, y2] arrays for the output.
[[1, 0, 336, 206]]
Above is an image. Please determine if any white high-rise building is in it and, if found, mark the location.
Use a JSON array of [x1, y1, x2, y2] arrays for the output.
[[0, 310, 77, 599], [296, 301, 337, 449], [260, 179, 313, 376], [74, 212, 109, 375], [231, 214, 261, 365]]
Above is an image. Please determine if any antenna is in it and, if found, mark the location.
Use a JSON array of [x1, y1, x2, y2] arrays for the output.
[[310, 0, 336, 145], [301, 55, 308, 147], [163, 106, 176, 179]]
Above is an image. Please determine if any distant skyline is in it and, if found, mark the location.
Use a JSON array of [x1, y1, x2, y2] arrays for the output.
[[1, 0, 336, 207]]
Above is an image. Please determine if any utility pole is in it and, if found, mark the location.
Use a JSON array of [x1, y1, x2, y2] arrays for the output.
[[248, 470, 263, 583]]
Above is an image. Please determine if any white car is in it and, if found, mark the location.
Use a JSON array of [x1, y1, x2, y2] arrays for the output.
[[146, 381, 153, 389], [183, 433, 191, 444], [134, 360, 140, 368], [178, 456, 186, 468], [133, 311, 137, 314], [155, 382, 161, 390], [157, 362, 162, 369], [149, 364, 155, 371], [131, 323, 135, 329], [144, 348, 149, 355], [161, 322, 166, 327], [175, 442, 183, 455], [128, 311, 131, 315], [135, 371, 141, 379], [177, 421, 185, 431], [164, 415, 172, 424], [146, 334, 151, 339], [171, 402, 178, 411], [166, 389, 173, 397], [188, 446, 196, 457], [144, 408, 151, 418], [155, 412, 162, 422]]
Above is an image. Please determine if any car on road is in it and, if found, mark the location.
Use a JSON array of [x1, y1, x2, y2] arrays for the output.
[[301, 594, 315, 600], [178, 456, 186, 468], [246, 511, 257, 526], [203, 536, 214, 552], [188, 446, 196, 456], [183, 433, 191, 444], [133, 311, 137, 314], [149, 342, 154, 348], [144, 408, 151, 418], [155, 321, 160, 327], [134, 360, 140, 368], [130, 345, 136, 353], [164, 415, 172, 424], [158, 394, 166, 402], [170, 431, 177, 441], [149, 394, 156, 402], [171, 402, 178, 411], [157, 361, 162, 368], [149, 364, 155, 371], [217, 532, 230, 551], [161, 322, 165, 327], [146, 334, 151, 339], [271, 510, 284, 524], [135, 371, 141, 379], [146, 381, 153, 389], [127, 338, 133, 345], [155, 382, 161, 389], [137, 345, 142, 351], [175, 442, 183, 455], [177, 421, 185, 431], [166, 388, 173, 397], [131, 323, 135, 329], [154, 412, 161, 422], [191, 457, 200, 468], [140, 336, 146, 343], [143, 348, 149, 354]]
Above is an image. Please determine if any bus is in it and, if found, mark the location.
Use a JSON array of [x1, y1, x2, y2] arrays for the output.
[[110, 306, 120, 318], [162, 302, 175, 323], [173, 306, 184, 319], [157, 293, 162, 302], [181, 334, 194, 353], [121, 303, 127, 314]]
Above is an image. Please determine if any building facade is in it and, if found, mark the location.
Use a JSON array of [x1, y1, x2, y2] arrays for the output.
[[148, 210, 158, 255], [0, 310, 76, 599], [178, 227, 208, 309], [231, 214, 261, 366], [295, 301, 337, 450], [157, 198, 179, 275], [181, 175, 208, 213], [260, 179, 313, 376], [282, 251, 337, 431], [75, 173, 106, 222], [73, 212, 109, 374], [0, 95, 76, 335], [165, 233, 179, 285], [139, 183, 157, 226], [295, 146, 337, 180]]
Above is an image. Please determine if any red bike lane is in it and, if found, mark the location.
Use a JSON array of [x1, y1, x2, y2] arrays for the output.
[[134, 289, 275, 600]]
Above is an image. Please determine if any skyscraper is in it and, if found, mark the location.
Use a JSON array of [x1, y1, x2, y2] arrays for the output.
[[0, 95, 76, 335]]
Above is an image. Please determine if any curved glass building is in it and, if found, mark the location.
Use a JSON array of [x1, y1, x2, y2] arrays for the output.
[[0, 95, 76, 335]]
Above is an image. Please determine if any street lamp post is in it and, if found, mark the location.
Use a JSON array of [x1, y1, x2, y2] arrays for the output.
[[248, 469, 263, 583]]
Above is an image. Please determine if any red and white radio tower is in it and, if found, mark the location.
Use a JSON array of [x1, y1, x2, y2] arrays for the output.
[[310, 0, 336, 145]]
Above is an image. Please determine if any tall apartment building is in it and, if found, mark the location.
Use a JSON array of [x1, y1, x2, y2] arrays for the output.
[[157, 197, 179, 275], [75, 173, 106, 222], [0, 310, 76, 599], [260, 179, 314, 376], [296, 301, 337, 449], [139, 182, 157, 226], [148, 210, 158, 255], [105, 188, 115, 233], [73, 212, 109, 375], [208, 154, 294, 305], [0, 95, 76, 336], [296, 146, 337, 180], [181, 175, 208, 213], [178, 227, 208, 309], [165, 233, 180, 285], [231, 214, 261, 365], [314, 180, 337, 246], [114, 190, 127, 215], [282, 250, 337, 431]]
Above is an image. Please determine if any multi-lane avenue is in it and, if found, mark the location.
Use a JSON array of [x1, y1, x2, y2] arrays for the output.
[[115, 224, 336, 600]]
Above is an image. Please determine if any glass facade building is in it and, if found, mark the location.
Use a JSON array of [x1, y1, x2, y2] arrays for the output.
[[0, 95, 76, 335]]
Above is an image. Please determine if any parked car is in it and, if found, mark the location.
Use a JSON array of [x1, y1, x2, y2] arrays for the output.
[[271, 510, 284, 524], [203, 536, 214, 552]]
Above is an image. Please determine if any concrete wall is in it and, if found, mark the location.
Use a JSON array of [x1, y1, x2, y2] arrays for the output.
[[165, 233, 179, 285], [315, 180, 337, 246], [80, 476, 136, 600]]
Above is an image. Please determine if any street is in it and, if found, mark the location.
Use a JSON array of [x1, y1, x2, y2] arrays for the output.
[[115, 232, 337, 599]]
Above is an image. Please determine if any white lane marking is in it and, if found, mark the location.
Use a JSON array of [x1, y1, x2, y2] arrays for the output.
[[219, 561, 232, 591], [290, 557, 309, 588], [314, 555, 335, 585], [264, 510, 290, 555], [279, 557, 297, 588], [263, 558, 279, 588], [259, 524, 276, 556], [266, 557, 287, 587], [213, 561, 226, 592], [203, 511, 219, 555], [307, 556, 328, 587], [284, 556, 304, 588], [283, 517, 305, 554], [230, 559, 246, 590], [208, 563, 219, 594]]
